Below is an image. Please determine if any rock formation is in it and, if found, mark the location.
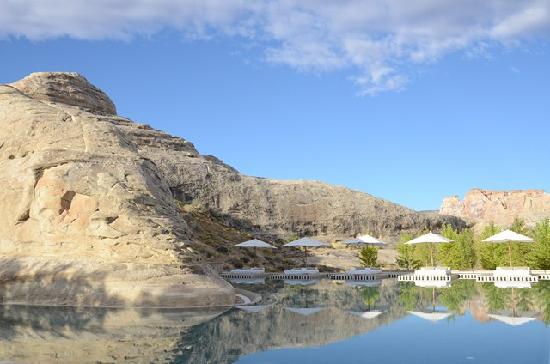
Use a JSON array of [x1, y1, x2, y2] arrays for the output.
[[0, 72, 233, 307], [0, 72, 464, 307], [440, 188, 550, 229]]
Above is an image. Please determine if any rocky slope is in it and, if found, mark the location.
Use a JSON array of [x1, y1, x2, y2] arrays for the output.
[[119, 112, 465, 241], [440, 188, 550, 228], [0, 72, 233, 307], [0, 72, 464, 307]]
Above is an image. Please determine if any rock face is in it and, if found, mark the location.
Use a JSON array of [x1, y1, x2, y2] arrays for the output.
[[0, 72, 464, 307], [440, 188, 550, 228], [11, 72, 116, 115], [0, 72, 234, 307]]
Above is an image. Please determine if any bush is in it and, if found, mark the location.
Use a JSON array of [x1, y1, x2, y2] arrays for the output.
[[395, 233, 422, 269], [476, 223, 505, 269], [359, 246, 379, 267], [216, 246, 229, 253], [438, 224, 476, 269], [529, 219, 550, 270]]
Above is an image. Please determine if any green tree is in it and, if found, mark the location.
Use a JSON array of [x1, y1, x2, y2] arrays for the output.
[[397, 283, 433, 311], [510, 218, 528, 233], [395, 233, 421, 269], [361, 286, 380, 311], [397, 283, 420, 311], [533, 282, 550, 325], [507, 218, 532, 266], [439, 280, 476, 313], [528, 219, 550, 269], [476, 223, 506, 269], [414, 243, 433, 266], [481, 283, 511, 311], [439, 225, 476, 269], [359, 246, 379, 267]]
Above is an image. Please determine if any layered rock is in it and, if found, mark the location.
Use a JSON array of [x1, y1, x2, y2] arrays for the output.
[[120, 123, 465, 240], [0, 72, 234, 307], [440, 188, 550, 228]]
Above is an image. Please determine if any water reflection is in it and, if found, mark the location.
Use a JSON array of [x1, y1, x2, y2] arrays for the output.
[[0, 306, 227, 363], [0, 280, 548, 363]]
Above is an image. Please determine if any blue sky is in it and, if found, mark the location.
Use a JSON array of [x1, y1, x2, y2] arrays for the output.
[[1, 1, 549, 210]]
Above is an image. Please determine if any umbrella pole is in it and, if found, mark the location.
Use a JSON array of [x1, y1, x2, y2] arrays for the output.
[[508, 242, 512, 267], [304, 246, 308, 267], [254, 246, 257, 268], [430, 244, 434, 267]]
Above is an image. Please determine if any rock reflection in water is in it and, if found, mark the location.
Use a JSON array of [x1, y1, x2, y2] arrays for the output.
[[0, 305, 226, 363], [0, 280, 549, 363]]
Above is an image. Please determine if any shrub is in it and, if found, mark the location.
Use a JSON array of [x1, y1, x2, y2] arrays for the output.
[[529, 219, 550, 270], [359, 246, 379, 267], [395, 233, 422, 269], [438, 224, 476, 269]]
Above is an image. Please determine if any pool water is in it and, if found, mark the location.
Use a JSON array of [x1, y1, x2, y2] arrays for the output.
[[1, 280, 548, 363]]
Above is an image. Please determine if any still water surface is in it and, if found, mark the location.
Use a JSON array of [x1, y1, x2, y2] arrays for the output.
[[1, 280, 548, 363]]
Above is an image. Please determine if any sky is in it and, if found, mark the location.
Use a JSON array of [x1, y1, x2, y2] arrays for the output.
[[1, 0, 549, 210]]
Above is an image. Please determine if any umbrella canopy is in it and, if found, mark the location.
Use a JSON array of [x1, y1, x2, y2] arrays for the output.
[[235, 239, 276, 267], [236, 305, 271, 313], [349, 310, 384, 319], [482, 230, 533, 267], [284, 238, 330, 247], [284, 238, 330, 267], [284, 307, 323, 316], [235, 239, 277, 248], [405, 233, 452, 245], [488, 314, 536, 326], [343, 233, 386, 246], [482, 230, 533, 243], [409, 311, 452, 322], [405, 233, 453, 267]]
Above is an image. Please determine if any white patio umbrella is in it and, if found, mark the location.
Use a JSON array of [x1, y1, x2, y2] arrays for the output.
[[284, 237, 330, 266], [343, 233, 386, 247], [235, 239, 276, 266], [236, 305, 272, 313], [405, 232, 453, 267], [482, 229, 533, 267], [284, 307, 324, 316], [409, 311, 452, 322], [488, 314, 536, 326], [349, 310, 384, 319]]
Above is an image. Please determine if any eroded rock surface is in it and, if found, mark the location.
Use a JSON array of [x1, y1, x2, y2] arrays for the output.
[[0, 72, 233, 307], [440, 188, 550, 229]]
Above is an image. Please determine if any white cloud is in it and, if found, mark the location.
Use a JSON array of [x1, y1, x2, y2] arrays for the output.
[[1, 0, 549, 94]]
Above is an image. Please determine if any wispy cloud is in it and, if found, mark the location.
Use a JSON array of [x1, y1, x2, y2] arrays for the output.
[[1, 0, 549, 94]]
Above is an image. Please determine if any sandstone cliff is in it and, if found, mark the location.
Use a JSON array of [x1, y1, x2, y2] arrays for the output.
[[0, 72, 464, 307], [0, 72, 233, 307], [440, 188, 550, 229]]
